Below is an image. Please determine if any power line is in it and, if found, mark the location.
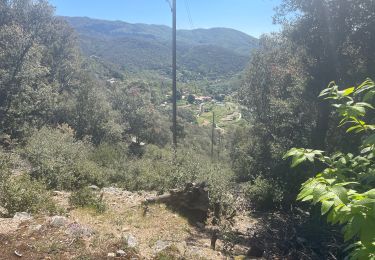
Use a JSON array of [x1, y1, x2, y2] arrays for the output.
[[165, 0, 172, 12], [184, 0, 194, 29]]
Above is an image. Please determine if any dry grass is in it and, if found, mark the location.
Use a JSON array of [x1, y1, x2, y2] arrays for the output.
[[0, 189, 226, 259]]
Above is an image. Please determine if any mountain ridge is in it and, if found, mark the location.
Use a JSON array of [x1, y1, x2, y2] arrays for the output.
[[63, 16, 258, 79]]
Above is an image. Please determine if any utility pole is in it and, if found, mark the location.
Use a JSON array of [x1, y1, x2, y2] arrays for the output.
[[172, 0, 177, 150], [211, 112, 215, 161]]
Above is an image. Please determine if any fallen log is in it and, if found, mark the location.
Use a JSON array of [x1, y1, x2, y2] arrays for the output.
[[144, 182, 210, 221]]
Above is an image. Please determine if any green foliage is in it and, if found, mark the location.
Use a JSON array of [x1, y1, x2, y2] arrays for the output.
[[0, 174, 56, 217], [187, 94, 195, 104], [24, 125, 106, 190], [71, 77, 123, 144], [111, 82, 170, 146], [285, 79, 375, 259], [0, 148, 11, 184], [0, 0, 80, 139], [69, 187, 106, 213], [243, 176, 284, 211]]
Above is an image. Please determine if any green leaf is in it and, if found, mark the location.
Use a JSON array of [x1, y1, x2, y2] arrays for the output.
[[344, 216, 361, 241], [332, 185, 349, 204], [321, 200, 334, 215], [347, 125, 363, 133], [343, 87, 355, 96], [360, 216, 375, 247], [291, 155, 306, 168], [363, 134, 375, 145], [301, 195, 313, 202]]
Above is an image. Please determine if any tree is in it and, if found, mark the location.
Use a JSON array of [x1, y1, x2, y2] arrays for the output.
[[187, 94, 195, 104], [112, 82, 169, 146], [275, 0, 375, 149], [285, 78, 375, 259], [237, 34, 314, 185], [0, 0, 80, 138]]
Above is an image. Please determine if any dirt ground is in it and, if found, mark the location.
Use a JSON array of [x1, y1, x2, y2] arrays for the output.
[[0, 188, 259, 260]]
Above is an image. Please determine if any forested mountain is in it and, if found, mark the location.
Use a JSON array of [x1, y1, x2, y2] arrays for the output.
[[63, 16, 258, 78], [1, 0, 375, 259]]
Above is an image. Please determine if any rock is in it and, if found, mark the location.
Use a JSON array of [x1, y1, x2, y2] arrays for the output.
[[50, 216, 68, 227], [88, 185, 100, 190], [13, 212, 32, 221], [65, 222, 94, 237], [122, 226, 130, 232], [14, 250, 22, 257], [107, 252, 115, 257], [28, 224, 42, 232], [123, 233, 138, 248], [196, 222, 205, 229], [153, 240, 171, 253], [233, 245, 249, 255], [116, 250, 126, 257], [102, 187, 123, 194], [52, 191, 64, 196], [175, 242, 187, 255]]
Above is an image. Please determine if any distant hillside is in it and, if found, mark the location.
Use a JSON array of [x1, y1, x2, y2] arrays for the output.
[[63, 16, 258, 79]]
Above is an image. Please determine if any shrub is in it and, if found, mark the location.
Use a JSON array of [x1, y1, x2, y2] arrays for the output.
[[24, 125, 106, 190], [0, 149, 11, 184], [69, 187, 106, 213], [244, 176, 284, 211], [0, 174, 56, 217], [284, 79, 375, 259]]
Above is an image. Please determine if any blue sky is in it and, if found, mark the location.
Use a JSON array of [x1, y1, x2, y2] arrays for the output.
[[48, 0, 282, 37]]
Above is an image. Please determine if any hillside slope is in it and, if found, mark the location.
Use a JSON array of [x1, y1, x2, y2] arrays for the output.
[[63, 16, 258, 78]]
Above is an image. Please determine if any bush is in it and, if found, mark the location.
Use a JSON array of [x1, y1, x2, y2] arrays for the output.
[[24, 125, 106, 190], [69, 187, 106, 213], [0, 174, 56, 217], [244, 176, 284, 211], [0, 149, 11, 184]]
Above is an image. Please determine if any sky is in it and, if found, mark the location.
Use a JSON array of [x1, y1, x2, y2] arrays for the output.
[[48, 0, 282, 37]]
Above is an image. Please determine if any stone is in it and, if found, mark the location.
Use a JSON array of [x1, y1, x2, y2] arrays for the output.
[[102, 187, 123, 194], [153, 240, 171, 253], [122, 226, 130, 232], [52, 191, 64, 196], [175, 242, 187, 255], [196, 222, 205, 229], [116, 250, 126, 257], [13, 212, 32, 221], [14, 250, 22, 257], [107, 252, 115, 257], [28, 224, 42, 232], [50, 216, 68, 227], [233, 245, 249, 256], [123, 233, 138, 248], [65, 222, 94, 237], [88, 185, 100, 190]]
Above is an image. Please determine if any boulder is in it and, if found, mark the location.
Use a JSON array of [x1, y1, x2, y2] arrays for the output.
[[13, 212, 32, 221], [65, 222, 94, 237], [153, 240, 171, 253], [107, 252, 115, 258], [50, 216, 68, 227], [116, 250, 126, 257], [123, 233, 138, 248]]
